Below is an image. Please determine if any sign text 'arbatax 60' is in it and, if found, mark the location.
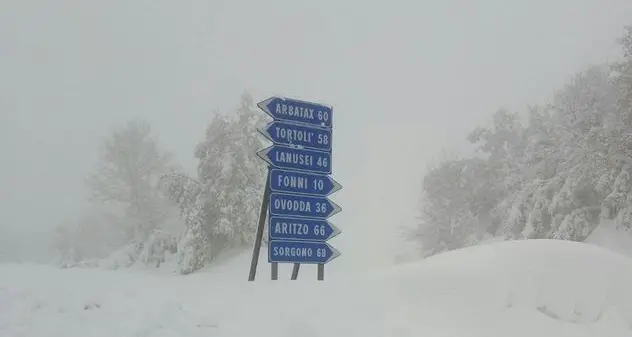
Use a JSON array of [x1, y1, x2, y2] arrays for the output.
[[257, 96, 333, 128]]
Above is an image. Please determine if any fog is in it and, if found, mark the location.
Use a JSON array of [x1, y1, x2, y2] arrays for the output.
[[2, 0, 632, 270]]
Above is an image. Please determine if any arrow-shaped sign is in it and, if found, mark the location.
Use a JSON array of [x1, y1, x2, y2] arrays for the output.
[[258, 96, 333, 128], [258, 120, 332, 151], [269, 192, 342, 219], [268, 216, 341, 241], [268, 240, 341, 264], [269, 169, 341, 197], [256, 145, 331, 174]]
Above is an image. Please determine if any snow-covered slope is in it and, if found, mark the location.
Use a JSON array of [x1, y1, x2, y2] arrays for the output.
[[2, 239, 632, 337], [586, 219, 632, 258]]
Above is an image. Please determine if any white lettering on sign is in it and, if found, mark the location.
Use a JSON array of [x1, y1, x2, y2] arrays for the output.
[[277, 173, 308, 191], [274, 151, 314, 166], [273, 198, 312, 213], [275, 103, 315, 120], [272, 246, 313, 258], [274, 126, 314, 144], [273, 220, 309, 235]]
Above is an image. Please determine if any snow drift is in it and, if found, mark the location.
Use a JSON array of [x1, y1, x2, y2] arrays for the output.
[[2, 239, 632, 337]]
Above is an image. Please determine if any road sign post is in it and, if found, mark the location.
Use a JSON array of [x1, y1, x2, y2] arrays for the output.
[[291, 263, 300, 280], [251, 96, 342, 282], [248, 167, 271, 282]]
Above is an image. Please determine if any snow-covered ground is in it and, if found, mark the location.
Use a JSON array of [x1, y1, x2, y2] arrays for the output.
[[2, 239, 632, 337]]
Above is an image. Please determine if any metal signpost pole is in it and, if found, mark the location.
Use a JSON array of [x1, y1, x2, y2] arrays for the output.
[[248, 168, 271, 282]]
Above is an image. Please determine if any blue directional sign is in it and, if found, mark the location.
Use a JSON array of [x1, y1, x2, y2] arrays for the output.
[[269, 192, 341, 219], [252, 95, 343, 272], [258, 96, 333, 128], [256, 145, 331, 174], [268, 240, 340, 264], [269, 169, 341, 197], [259, 120, 332, 151], [268, 216, 341, 241]]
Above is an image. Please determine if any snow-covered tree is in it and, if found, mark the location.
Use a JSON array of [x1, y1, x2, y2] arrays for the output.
[[489, 66, 617, 240], [160, 170, 211, 274], [196, 92, 268, 249], [414, 55, 632, 256], [80, 118, 180, 266], [414, 154, 501, 256], [467, 108, 527, 192], [605, 27, 632, 230], [161, 92, 268, 274], [612, 25, 632, 119]]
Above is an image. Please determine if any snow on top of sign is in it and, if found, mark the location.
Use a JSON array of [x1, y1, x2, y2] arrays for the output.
[[259, 95, 334, 110]]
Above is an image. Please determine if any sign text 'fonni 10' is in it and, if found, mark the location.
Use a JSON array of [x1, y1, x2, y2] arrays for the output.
[[252, 95, 342, 277], [269, 169, 341, 197]]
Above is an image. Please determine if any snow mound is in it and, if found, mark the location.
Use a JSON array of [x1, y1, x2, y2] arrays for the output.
[[277, 239, 632, 336], [2, 239, 632, 337], [350, 239, 632, 336]]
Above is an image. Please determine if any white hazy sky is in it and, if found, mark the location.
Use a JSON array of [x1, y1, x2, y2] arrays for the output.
[[2, 0, 632, 271]]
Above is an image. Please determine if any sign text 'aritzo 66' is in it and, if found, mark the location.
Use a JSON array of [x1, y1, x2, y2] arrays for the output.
[[268, 216, 340, 241]]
